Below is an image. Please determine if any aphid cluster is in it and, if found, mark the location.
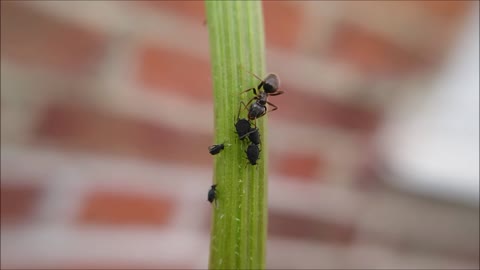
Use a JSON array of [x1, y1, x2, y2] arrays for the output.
[[207, 70, 284, 205], [240, 72, 283, 166]]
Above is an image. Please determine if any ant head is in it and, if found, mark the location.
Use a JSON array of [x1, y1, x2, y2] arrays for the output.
[[211, 184, 217, 189], [262, 74, 280, 94], [239, 66, 279, 93]]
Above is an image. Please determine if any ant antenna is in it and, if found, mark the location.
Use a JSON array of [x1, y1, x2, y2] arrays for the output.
[[238, 64, 264, 82]]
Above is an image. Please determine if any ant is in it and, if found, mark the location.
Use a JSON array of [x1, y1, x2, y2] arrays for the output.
[[240, 70, 284, 121]]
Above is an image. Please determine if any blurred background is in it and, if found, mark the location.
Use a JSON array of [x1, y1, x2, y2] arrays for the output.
[[1, 0, 479, 269]]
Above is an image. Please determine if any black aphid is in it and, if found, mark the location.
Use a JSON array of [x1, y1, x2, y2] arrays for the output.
[[235, 104, 253, 140], [208, 144, 224, 155], [235, 118, 252, 140], [246, 143, 260, 165], [208, 184, 217, 204], [247, 127, 261, 145]]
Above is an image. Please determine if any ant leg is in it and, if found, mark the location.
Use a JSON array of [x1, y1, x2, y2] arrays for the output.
[[252, 119, 258, 129], [239, 101, 249, 116], [268, 91, 285, 96], [240, 87, 257, 95], [240, 98, 256, 118], [244, 95, 258, 108], [266, 101, 278, 112], [237, 101, 245, 120], [257, 82, 264, 91]]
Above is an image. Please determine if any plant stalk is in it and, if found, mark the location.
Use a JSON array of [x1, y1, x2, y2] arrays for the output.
[[206, 1, 268, 269]]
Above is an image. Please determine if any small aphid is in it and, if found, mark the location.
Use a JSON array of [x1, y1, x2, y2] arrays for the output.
[[208, 144, 224, 155], [208, 184, 217, 204], [247, 127, 261, 145], [235, 118, 252, 140], [235, 104, 253, 140], [246, 143, 260, 165]]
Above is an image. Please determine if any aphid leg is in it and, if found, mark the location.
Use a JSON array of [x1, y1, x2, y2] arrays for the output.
[[243, 127, 257, 138], [239, 132, 249, 141]]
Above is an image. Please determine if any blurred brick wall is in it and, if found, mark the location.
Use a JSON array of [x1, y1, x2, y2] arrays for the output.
[[1, 1, 478, 269]]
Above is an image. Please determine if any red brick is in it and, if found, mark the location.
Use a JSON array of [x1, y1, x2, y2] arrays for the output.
[[269, 84, 383, 134], [263, 1, 303, 50], [417, 0, 473, 22], [1, 183, 43, 224], [273, 152, 325, 181], [269, 211, 355, 245], [0, 1, 106, 74], [327, 22, 431, 78], [136, 45, 212, 101], [33, 102, 214, 166], [77, 190, 174, 226], [135, 0, 205, 22]]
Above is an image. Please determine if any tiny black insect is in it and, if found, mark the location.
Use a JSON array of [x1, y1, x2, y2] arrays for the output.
[[239, 70, 284, 121], [208, 144, 224, 155], [208, 184, 217, 204], [235, 104, 254, 140], [247, 127, 261, 145], [246, 143, 260, 165]]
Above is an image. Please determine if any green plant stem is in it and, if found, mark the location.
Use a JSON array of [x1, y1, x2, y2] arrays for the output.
[[206, 1, 267, 269]]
